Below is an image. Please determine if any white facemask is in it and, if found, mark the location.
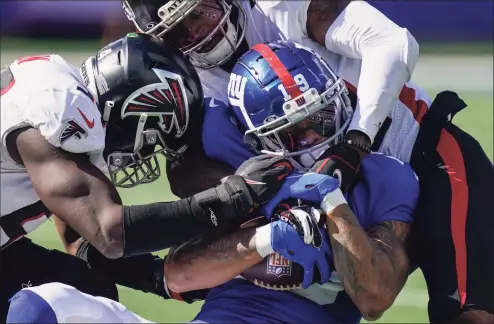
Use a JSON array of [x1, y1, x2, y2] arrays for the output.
[[189, 19, 238, 69]]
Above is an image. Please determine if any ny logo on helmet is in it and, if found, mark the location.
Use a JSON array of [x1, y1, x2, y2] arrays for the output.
[[121, 69, 189, 138]]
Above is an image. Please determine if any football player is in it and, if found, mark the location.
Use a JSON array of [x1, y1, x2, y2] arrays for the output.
[[121, 0, 418, 196], [6, 170, 349, 324], [123, 1, 494, 322], [5, 41, 419, 324], [0, 33, 305, 320], [163, 41, 419, 324]]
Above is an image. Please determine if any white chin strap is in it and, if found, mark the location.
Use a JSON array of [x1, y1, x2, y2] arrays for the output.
[[299, 145, 328, 169], [190, 19, 238, 68]]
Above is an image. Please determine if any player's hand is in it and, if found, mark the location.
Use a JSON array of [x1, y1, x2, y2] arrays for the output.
[[273, 201, 324, 247], [260, 172, 340, 218], [257, 215, 333, 289], [235, 154, 293, 205], [310, 142, 361, 193]]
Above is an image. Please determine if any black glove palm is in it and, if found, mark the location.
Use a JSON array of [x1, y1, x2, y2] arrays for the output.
[[309, 143, 361, 193], [235, 154, 294, 205]]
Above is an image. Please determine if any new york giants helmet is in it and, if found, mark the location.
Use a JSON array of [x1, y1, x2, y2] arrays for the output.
[[228, 41, 353, 170]]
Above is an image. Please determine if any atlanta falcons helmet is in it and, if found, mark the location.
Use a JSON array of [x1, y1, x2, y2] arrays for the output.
[[228, 41, 353, 171], [81, 32, 203, 188], [122, 0, 247, 69]]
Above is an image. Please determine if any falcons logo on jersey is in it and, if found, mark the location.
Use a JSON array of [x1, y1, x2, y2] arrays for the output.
[[121, 70, 189, 138], [60, 119, 88, 143]]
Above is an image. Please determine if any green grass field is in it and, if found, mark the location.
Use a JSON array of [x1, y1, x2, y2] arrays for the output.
[[2, 40, 492, 323]]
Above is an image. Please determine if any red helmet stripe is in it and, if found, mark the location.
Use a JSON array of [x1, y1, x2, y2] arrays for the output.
[[252, 43, 303, 100], [171, 81, 184, 120]]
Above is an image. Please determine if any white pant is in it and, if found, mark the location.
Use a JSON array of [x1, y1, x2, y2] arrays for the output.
[[19, 283, 153, 323]]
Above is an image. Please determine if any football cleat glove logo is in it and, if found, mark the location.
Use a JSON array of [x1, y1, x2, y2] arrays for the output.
[[121, 69, 189, 138], [60, 119, 88, 143], [332, 169, 343, 186]]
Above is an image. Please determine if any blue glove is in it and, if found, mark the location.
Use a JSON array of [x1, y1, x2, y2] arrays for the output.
[[261, 172, 340, 219], [269, 220, 333, 289]]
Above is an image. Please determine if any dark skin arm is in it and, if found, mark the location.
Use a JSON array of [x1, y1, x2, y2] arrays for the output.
[[167, 138, 235, 198], [51, 137, 233, 256], [8, 127, 124, 258], [306, 0, 352, 48], [454, 310, 494, 324], [53, 215, 85, 255], [325, 204, 411, 321]]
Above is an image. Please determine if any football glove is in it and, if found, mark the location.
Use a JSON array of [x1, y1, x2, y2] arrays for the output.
[[235, 154, 293, 205], [310, 143, 361, 193], [256, 213, 333, 289], [260, 172, 341, 218]]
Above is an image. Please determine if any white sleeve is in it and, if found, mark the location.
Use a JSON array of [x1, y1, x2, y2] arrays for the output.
[[23, 88, 105, 154], [323, 1, 419, 143]]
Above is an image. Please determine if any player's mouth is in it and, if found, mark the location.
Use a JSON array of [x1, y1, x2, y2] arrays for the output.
[[197, 25, 228, 54], [296, 136, 326, 151]]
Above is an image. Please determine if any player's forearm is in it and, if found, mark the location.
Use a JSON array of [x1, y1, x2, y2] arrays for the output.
[[164, 227, 263, 293], [320, 1, 419, 143], [325, 204, 408, 320], [121, 175, 255, 257], [52, 215, 85, 255], [348, 35, 418, 144]]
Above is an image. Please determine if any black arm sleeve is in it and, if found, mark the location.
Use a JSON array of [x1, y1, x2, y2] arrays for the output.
[[122, 199, 204, 257], [76, 239, 167, 297], [122, 176, 254, 257], [76, 239, 210, 303]]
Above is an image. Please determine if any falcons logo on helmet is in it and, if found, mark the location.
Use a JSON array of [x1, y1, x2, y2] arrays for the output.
[[60, 119, 88, 143], [121, 69, 189, 138]]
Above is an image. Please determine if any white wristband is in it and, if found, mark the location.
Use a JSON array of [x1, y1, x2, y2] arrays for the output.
[[320, 188, 347, 214], [255, 224, 275, 258]]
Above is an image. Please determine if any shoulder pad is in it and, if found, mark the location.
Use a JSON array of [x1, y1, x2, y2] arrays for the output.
[[23, 87, 105, 154]]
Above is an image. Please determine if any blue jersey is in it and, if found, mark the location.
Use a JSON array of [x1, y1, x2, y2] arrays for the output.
[[198, 100, 419, 324], [202, 98, 255, 169]]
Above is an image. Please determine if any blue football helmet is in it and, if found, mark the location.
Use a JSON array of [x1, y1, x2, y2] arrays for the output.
[[227, 41, 353, 170]]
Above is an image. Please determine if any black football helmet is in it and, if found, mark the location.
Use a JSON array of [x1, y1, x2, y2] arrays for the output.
[[121, 0, 247, 69], [80, 33, 203, 188]]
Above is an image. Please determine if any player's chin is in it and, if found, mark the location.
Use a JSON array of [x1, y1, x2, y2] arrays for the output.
[[241, 252, 321, 291]]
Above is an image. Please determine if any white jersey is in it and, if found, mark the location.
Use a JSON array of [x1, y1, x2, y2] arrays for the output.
[[0, 54, 105, 248], [199, 0, 430, 163]]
